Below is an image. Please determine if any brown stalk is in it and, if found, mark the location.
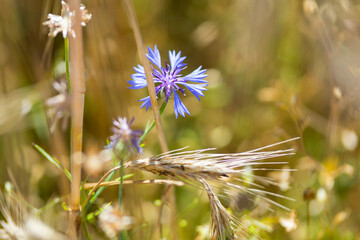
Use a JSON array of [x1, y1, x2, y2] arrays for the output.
[[121, 1, 177, 239], [68, 0, 85, 239]]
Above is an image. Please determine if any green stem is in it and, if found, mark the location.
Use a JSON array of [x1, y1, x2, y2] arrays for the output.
[[118, 158, 124, 208], [64, 37, 71, 93], [64, 37, 72, 178], [139, 101, 167, 143], [118, 158, 125, 240], [84, 154, 129, 212]]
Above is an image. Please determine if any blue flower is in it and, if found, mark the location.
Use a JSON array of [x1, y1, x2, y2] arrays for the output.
[[107, 117, 143, 153], [128, 45, 208, 118]]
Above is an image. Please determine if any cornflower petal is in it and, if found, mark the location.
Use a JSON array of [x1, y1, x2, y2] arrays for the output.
[[146, 45, 162, 69], [132, 65, 146, 77], [174, 91, 190, 118], [169, 50, 187, 74], [181, 83, 208, 101], [183, 66, 208, 83], [139, 96, 152, 111], [127, 78, 147, 89]]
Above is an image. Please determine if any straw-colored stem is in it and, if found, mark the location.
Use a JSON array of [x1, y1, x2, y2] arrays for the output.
[[68, 0, 85, 239], [121, 2, 176, 238], [122, 0, 168, 153], [83, 153, 129, 212], [83, 179, 184, 190], [82, 166, 121, 209]]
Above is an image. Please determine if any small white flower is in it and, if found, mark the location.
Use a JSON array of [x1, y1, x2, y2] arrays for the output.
[[43, 1, 91, 38], [279, 210, 298, 232], [99, 204, 133, 238], [80, 4, 92, 26], [46, 80, 71, 133]]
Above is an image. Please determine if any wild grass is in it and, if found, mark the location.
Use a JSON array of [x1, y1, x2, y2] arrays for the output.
[[1, 0, 360, 240]]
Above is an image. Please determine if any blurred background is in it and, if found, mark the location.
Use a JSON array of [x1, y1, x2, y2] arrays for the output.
[[1, 0, 360, 239]]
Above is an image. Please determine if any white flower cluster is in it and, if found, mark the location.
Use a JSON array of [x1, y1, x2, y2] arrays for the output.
[[43, 1, 91, 38]]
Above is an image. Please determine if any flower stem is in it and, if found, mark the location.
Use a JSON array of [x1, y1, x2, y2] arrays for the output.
[[118, 157, 124, 207], [118, 157, 126, 240], [139, 101, 167, 143], [64, 37, 71, 93]]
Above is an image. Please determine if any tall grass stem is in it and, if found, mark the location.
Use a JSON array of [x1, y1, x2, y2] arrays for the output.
[[68, 0, 86, 239]]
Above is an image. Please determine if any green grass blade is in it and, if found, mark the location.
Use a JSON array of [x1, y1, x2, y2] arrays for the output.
[[33, 143, 72, 181]]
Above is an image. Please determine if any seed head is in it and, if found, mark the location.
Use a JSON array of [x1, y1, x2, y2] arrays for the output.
[[125, 138, 298, 238]]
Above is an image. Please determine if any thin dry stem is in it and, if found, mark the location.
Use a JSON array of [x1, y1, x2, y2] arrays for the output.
[[82, 166, 120, 209], [83, 179, 184, 189], [121, 1, 175, 238], [122, 0, 168, 153]]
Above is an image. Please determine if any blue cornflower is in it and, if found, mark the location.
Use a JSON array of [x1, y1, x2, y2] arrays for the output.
[[107, 117, 143, 153], [128, 45, 208, 118]]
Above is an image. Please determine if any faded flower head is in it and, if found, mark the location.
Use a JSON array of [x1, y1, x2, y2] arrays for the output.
[[99, 204, 133, 239], [0, 190, 66, 240], [279, 210, 298, 232], [24, 219, 67, 240], [107, 117, 142, 153], [128, 45, 208, 118], [84, 147, 112, 177], [43, 1, 91, 38], [80, 4, 92, 26], [46, 80, 71, 133]]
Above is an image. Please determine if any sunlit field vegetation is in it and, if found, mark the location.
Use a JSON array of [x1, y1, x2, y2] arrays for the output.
[[0, 0, 359, 239]]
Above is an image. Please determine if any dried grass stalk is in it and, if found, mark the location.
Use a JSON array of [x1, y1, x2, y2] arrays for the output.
[[83, 179, 184, 190], [124, 138, 298, 238]]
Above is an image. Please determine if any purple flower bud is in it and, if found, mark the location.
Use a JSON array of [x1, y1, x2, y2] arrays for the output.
[[107, 117, 142, 153]]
